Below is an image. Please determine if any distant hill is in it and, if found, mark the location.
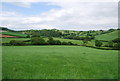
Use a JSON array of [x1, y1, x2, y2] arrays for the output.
[[0, 27, 27, 38], [1, 27, 119, 40], [0, 32, 27, 38], [0, 27, 15, 32], [95, 30, 119, 41]]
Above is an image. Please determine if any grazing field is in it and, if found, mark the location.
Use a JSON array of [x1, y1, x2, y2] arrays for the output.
[[95, 30, 119, 41], [2, 38, 30, 43], [0, 46, 2, 80], [0, 32, 27, 37], [2, 46, 118, 79]]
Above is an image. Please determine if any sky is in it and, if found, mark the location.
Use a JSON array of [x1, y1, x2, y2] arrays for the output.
[[0, 0, 119, 31]]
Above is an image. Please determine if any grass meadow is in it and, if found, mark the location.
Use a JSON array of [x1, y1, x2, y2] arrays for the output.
[[95, 30, 119, 41], [2, 46, 118, 79]]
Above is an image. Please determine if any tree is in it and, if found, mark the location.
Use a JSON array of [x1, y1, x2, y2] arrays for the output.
[[9, 40, 26, 46], [82, 39, 88, 45], [112, 38, 120, 43], [107, 41, 114, 47], [95, 40, 102, 47], [61, 41, 68, 45], [68, 42, 73, 45], [9, 40, 16, 45], [26, 35, 30, 38], [31, 37, 46, 45], [54, 40, 61, 45], [47, 37, 55, 45], [114, 43, 120, 49]]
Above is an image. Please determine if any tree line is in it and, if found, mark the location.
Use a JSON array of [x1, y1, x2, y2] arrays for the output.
[[8, 37, 75, 46]]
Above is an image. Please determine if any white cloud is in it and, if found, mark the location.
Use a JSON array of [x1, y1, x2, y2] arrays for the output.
[[0, 1, 118, 30]]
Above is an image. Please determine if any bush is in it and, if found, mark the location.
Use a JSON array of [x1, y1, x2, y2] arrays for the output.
[[114, 43, 120, 49], [61, 41, 68, 45], [31, 37, 46, 45], [95, 40, 102, 47], [54, 40, 61, 45], [112, 38, 120, 43], [9, 40, 26, 46], [47, 37, 55, 45], [67, 42, 74, 45], [107, 41, 114, 47], [82, 39, 88, 45]]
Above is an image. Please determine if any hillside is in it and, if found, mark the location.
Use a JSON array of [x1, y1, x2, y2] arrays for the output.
[[0, 27, 27, 38], [95, 30, 119, 41], [0, 32, 27, 38], [0, 27, 14, 32]]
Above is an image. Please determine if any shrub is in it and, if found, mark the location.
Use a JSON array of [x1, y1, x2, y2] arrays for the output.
[[9, 40, 26, 46], [31, 37, 46, 45], [95, 40, 103, 47], [61, 41, 68, 45], [54, 40, 61, 45], [67, 42, 74, 45], [47, 37, 55, 45], [82, 39, 88, 45], [107, 41, 114, 47], [114, 43, 120, 49], [112, 38, 120, 43]]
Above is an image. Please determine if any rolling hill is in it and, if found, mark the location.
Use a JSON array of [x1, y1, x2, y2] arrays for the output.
[[95, 30, 119, 41], [0, 27, 27, 38], [0, 32, 27, 38]]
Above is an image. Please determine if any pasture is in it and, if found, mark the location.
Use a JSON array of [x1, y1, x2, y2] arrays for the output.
[[0, 32, 27, 38], [2, 38, 30, 43], [2, 46, 118, 79], [95, 30, 119, 41]]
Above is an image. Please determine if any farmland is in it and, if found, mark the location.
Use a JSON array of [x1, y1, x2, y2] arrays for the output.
[[0, 32, 27, 38], [2, 46, 118, 79], [95, 30, 119, 41], [2, 38, 30, 43], [1, 27, 119, 79]]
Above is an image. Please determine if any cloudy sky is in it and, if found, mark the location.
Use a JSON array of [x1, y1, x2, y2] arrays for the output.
[[0, 0, 119, 31]]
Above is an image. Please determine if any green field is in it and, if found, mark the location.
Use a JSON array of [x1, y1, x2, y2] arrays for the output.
[[2, 38, 30, 43], [0, 32, 27, 37], [3, 46, 118, 79], [95, 30, 119, 41], [2, 37, 96, 46]]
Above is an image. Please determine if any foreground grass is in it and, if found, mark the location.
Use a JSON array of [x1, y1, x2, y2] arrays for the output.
[[2, 46, 118, 79]]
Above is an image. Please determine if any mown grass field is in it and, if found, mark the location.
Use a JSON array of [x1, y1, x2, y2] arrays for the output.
[[2, 46, 118, 79]]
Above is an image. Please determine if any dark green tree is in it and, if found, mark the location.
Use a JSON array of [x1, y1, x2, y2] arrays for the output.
[[82, 39, 88, 45], [107, 41, 114, 47], [9, 40, 26, 46], [47, 37, 55, 45], [114, 43, 120, 49], [54, 40, 61, 45], [95, 40, 102, 47], [31, 37, 46, 45]]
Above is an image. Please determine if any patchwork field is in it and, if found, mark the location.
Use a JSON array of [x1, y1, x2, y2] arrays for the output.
[[0, 32, 27, 38], [2, 37, 96, 46], [95, 30, 119, 41], [2, 46, 118, 79], [2, 38, 30, 43]]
